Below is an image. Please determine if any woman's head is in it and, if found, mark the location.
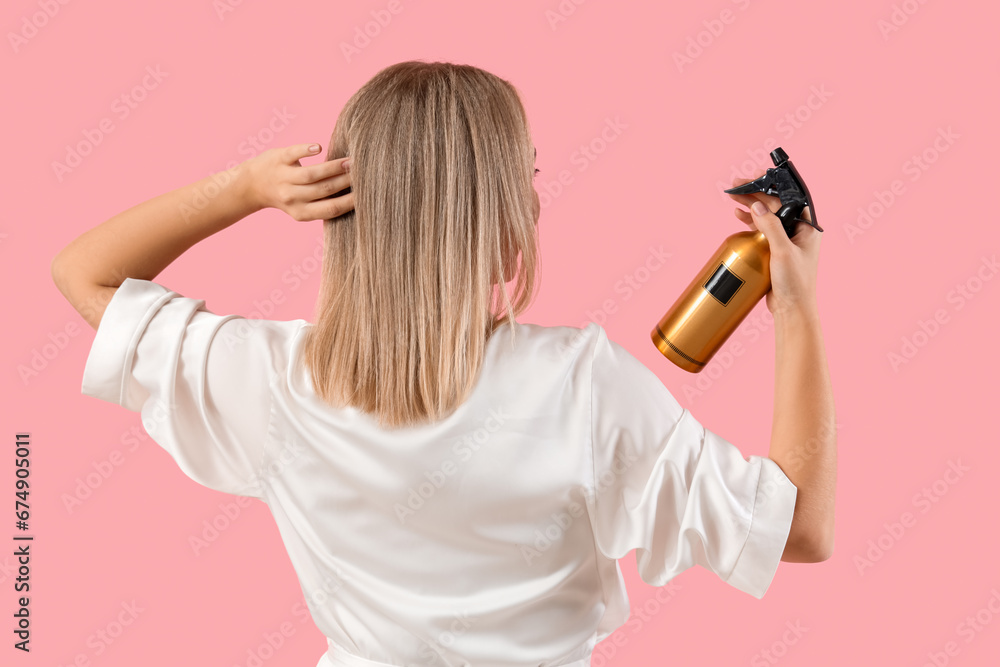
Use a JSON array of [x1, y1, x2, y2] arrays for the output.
[[302, 60, 540, 429]]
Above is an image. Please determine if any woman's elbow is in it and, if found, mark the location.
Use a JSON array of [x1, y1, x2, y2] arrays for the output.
[[782, 521, 834, 563]]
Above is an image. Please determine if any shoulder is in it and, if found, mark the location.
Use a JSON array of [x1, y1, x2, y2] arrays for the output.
[[491, 320, 606, 367], [213, 316, 311, 390], [214, 315, 308, 357], [115, 278, 310, 378]]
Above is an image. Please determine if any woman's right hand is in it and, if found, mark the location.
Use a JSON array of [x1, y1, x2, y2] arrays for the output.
[[728, 173, 822, 318], [243, 143, 355, 222]]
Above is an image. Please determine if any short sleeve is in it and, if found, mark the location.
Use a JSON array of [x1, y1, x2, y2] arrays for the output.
[[586, 325, 797, 599], [80, 278, 296, 499]]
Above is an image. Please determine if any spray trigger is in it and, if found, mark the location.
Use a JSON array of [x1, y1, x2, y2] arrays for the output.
[[724, 147, 822, 237]]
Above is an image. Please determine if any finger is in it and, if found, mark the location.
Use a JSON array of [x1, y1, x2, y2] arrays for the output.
[[295, 191, 355, 221], [734, 207, 756, 227], [296, 172, 352, 201], [788, 220, 822, 251], [727, 175, 780, 208], [749, 200, 793, 252], [291, 156, 351, 185], [728, 191, 779, 211], [283, 143, 324, 166]]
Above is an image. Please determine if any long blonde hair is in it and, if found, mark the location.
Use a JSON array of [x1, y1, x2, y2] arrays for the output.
[[301, 61, 540, 429]]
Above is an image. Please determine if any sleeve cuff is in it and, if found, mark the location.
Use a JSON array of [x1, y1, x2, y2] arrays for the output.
[[80, 278, 177, 411], [724, 455, 798, 599]]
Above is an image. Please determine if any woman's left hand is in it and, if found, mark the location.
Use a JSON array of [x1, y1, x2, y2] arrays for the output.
[[243, 143, 354, 221]]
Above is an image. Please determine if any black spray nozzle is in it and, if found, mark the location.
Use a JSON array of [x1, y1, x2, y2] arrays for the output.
[[724, 147, 822, 238]]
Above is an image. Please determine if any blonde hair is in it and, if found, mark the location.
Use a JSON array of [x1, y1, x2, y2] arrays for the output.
[[301, 61, 540, 429]]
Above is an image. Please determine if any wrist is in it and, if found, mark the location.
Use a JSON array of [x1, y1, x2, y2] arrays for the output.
[[233, 159, 266, 213], [773, 300, 822, 330]]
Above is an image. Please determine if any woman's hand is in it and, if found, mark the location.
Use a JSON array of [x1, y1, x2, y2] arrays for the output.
[[728, 172, 822, 318], [243, 143, 354, 221]]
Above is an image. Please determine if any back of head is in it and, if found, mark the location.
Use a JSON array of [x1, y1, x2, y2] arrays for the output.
[[302, 60, 539, 430]]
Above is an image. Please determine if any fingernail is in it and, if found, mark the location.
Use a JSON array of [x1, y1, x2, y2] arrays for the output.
[[308, 144, 320, 153], [342, 159, 351, 171], [751, 201, 768, 216]]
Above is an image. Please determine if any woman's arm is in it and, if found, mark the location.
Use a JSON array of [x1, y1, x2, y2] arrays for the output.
[[770, 304, 837, 563], [50, 163, 260, 330], [731, 189, 837, 564], [51, 143, 353, 330]]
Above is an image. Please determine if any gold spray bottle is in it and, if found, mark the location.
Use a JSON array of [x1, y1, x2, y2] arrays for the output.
[[651, 147, 822, 372]]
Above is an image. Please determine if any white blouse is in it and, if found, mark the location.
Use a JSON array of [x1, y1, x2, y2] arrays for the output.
[[81, 278, 797, 667]]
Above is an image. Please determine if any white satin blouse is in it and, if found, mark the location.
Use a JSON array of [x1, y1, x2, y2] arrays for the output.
[[81, 278, 797, 667]]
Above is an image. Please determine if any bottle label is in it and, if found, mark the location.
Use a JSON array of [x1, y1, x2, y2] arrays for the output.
[[704, 262, 745, 306]]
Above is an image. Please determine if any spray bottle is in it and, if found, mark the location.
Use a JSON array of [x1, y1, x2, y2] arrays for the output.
[[650, 147, 822, 372]]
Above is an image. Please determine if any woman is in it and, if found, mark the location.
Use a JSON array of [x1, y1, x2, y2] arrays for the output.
[[52, 60, 836, 667]]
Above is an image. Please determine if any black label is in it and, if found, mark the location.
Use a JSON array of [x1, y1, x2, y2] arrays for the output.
[[704, 262, 744, 306]]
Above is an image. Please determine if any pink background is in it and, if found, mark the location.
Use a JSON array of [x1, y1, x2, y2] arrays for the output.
[[3, 0, 999, 665]]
